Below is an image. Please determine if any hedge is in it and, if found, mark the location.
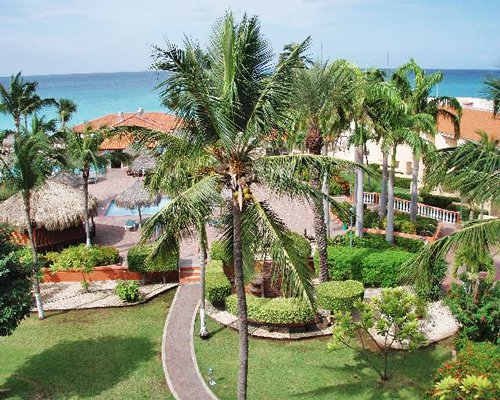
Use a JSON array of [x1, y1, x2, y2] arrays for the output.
[[127, 244, 179, 273], [205, 260, 231, 304], [210, 240, 232, 267], [316, 245, 413, 287], [421, 193, 460, 209], [47, 244, 120, 273], [226, 294, 315, 325], [361, 249, 410, 287], [316, 280, 364, 312], [330, 233, 424, 253]]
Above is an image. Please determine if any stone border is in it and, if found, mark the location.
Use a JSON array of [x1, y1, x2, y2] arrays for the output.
[[39, 283, 178, 311], [206, 304, 332, 340], [162, 286, 182, 400]]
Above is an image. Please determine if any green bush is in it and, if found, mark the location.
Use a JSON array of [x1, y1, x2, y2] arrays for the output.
[[127, 244, 179, 273], [361, 249, 410, 287], [205, 260, 231, 304], [381, 212, 437, 236], [421, 193, 459, 209], [363, 209, 380, 229], [289, 232, 311, 259], [48, 244, 120, 273], [315, 246, 371, 281], [317, 280, 364, 312], [115, 280, 140, 302], [394, 176, 412, 189], [414, 217, 438, 236], [226, 294, 315, 324], [210, 240, 232, 267], [429, 341, 500, 397]]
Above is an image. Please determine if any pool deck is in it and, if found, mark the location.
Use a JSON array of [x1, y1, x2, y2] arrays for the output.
[[89, 169, 343, 268]]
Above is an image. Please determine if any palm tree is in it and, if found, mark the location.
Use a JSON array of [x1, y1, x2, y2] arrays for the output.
[[0, 72, 56, 133], [57, 98, 78, 130], [150, 13, 355, 399], [0, 116, 65, 319], [392, 60, 462, 222], [64, 126, 108, 247], [484, 72, 500, 116], [404, 132, 499, 298], [289, 60, 355, 282]]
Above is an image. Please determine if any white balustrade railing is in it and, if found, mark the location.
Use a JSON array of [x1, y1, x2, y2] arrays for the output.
[[362, 192, 460, 223]]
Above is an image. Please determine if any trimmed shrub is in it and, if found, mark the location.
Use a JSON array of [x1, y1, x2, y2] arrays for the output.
[[421, 193, 460, 209], [394, 176, 412, 189], [226, 294, 314, 324], [330, 233, 424, 253], [48, 244, 120, 273], [127, 244, 179, 273], [289, 232, 312, 260], [210, 240, 232, 267], [315, 246, 371, 281], [115, 280, 140, 302], [205, 260, 231, 304], [317, 280, 364, 312], [361, 249, 410, 287]]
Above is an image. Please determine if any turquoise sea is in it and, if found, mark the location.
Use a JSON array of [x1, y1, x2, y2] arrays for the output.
[[0, 69, 499, 130]]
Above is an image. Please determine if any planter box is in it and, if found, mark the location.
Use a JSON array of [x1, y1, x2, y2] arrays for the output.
[[42, 265, 143, 283]]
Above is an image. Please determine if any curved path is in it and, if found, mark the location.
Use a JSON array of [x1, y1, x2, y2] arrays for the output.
[[162, 284, 218, 400]]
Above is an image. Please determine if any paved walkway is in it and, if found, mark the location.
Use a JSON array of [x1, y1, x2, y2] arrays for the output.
[[162, 284, 217, 400]]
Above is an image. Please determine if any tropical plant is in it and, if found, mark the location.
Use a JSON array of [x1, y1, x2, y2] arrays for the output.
[[0, 224, 32, 336], [484, 72, 500, 116], [0, 116, 65, 319], [288, 60, 356, 281], [329, 288, 426, 381], [432, 374, 498, 400], [149, 13, 356, 399], [57, 98, 78, 130], [64, 126, 128, 246], [392, 59, 462, 221], [0, 72, 56, 133]]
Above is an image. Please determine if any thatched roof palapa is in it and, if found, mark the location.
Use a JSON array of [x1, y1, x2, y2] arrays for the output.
[[0, 179, 98, 231], [129, 152, 157, 175], [115, 180, 160, 210], [51, 171, 83, 188]]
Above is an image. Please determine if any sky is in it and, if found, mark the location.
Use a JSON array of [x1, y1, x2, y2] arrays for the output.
[[0, 0, 499, 76]]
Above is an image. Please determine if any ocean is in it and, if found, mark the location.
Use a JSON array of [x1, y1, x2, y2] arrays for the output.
[[0, 69, 499, 130]]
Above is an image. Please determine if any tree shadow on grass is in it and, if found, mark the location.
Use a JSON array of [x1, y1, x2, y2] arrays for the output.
[[1, 336, 155, 399]]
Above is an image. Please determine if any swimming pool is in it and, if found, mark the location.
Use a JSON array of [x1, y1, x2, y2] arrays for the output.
[[105, 197, 170, 216]]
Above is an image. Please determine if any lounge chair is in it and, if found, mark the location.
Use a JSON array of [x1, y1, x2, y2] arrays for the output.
[[124, 219, 137, 231]]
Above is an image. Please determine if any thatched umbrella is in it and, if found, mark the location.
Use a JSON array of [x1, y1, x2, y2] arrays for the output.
[[115, 180, 160, 226], [129, 152, 157, 175], [0, 180, 98, 231], [51, 171, 83, 188]]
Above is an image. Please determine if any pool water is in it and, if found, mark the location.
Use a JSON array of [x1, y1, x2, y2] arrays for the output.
[[105, 197, 170, 216]]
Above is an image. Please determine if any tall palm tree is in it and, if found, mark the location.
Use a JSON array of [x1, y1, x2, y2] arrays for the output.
[[392, 60, 462, 221], [64, 126, 108, 247], [289, 60, 355, 282], [0, 116, 65, 319], [0, 72, 56, 133], [57, 98, 78, 130], [150, 13, 355, 399]]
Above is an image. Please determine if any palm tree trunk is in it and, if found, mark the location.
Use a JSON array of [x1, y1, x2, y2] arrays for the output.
[[138, 207, 142, 227], [379, 150, 388, 220], [321, 145, 330, 238], [409, 153, 419, 222], [24, 197, 44, 319], [199, 222, 209, 339], [15, 117, 21, 134], [386, 147, 397, 243], [354, 145, 364, 237], [83, 168, 91, 247], [233, 201, 248, 400]]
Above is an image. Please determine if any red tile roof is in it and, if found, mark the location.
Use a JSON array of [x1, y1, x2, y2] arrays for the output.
[[73, 111, 179, 150], [437, 108, 500, 142]]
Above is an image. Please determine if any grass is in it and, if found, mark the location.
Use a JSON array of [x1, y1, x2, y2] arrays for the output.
[[0, 291, 176, 400], [194, 317, 452, 400]]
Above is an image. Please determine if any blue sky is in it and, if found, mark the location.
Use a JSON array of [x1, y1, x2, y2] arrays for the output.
[[0, 0, 499, 76]]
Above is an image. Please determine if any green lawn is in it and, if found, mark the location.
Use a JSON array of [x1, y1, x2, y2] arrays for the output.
[[195, 317, 451, 400], [0, 291, 176, 400]]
